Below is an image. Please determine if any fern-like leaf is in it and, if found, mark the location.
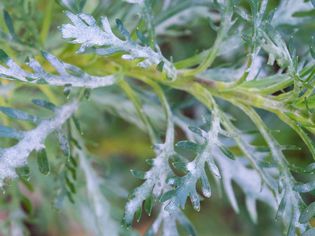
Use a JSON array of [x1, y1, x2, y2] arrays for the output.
[[61, 12, 177, 79], [0, 50, 116, 88], [0, 101, 78, 186]]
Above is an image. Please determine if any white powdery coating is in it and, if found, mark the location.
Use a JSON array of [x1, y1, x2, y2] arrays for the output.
[[246, 55, 265, 81], [149, 203, 183, 236], [254, 116, 308, 233], [61, 12, 177, 79], [219, 27, 243, 59], [0, 84, 14, 97], [162, 209, 179, 236], [125, 150, 170, 224], [156, 6, 216, 35], [79, 151, 119, 236], [180, 113, 277, 223], [0, 55, 116, 89], [258, 29, 293, 72], [200, 66, 243, 82], [124, 0, 144, 4], [9, 209, 25, 236], [215, 154, 277, 223], [0, 102, 78, 187], [125, 180, 153, 223], [168, 114, 221, 211], [186, 162, 196, 174], [272, 0, 313, 26], [92, 92, 165, 131], [185, 114, 221, 179]]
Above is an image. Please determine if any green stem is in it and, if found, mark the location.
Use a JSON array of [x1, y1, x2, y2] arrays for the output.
[[182, 84, 277, 191], [180, 31, 224, 77], [175, 50, 209, 69], [40, 0, 53, 45], [126, 74, 174, 147], [235, 105, 305, 223], [118, 78, 157, 143], [180, 1, 232, 77]]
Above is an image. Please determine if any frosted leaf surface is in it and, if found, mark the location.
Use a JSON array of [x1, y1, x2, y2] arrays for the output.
[[124, 99, 175, 225], [272, 0, 313, 26], [124, 145, 171, 224], [215, 155, 277, 222], [0, 102, 78, 187], [257, 27, 294, 72], [0, 51, 116, 88], [92, 91, 165, 132], [78, 150, 119, 236], [165, 114, 224, 211], [156, 6, 215, 35], [171, 111, 279, 223], [61, 12, 177, 79], [124, 0, 144, 4]]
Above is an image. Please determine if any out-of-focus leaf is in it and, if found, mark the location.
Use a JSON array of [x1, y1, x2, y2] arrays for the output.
[[0, 49, 9, 63], [299, 202, 315, 224], [0, 107, 39, 123], [56, 0, 86, 12], [20, 195, 33, 215], [302, 228, 315, 236], [116, 19, 131, 41], [294, 182, 315, 193], [3, 10, 17, 39], [37, 149, 50, 175], [130, 169, 146, 179], [219, 146, 235, 160], [32, 99, 56, 111], [177, 212, 197, 236], [0, 125, 23, 139]]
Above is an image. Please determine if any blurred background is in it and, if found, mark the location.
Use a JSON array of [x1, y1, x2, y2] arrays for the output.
[[0, 0, 314, 235]]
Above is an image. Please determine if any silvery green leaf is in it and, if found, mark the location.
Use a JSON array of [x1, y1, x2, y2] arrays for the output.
[[61, 12, 177, 79], [115, 19, 131, 41], [176, 211, 197, 236], [56, 0, 86, 12], [0, 125, 23, 139], [0, 51, 116, 88], [305, 163, 315, 173], [219, 146, 235, 160], [294, 182, 315, 193], [272, 0, 314, 26], [175, 140, 201, 153], [200, 170, 211, 198], [0, 107, 39, 123], [299, 202, 315, 224], [32, 99, 56, 111], [3, 10, 17, 39], [302, 228, 315, 236], [57, 130, 70, 157], [0, 102, 77, 187], [160, 190, 176, 202]]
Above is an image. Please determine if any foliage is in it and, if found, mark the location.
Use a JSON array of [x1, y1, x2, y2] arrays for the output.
[[0, 0, 314, 235]]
